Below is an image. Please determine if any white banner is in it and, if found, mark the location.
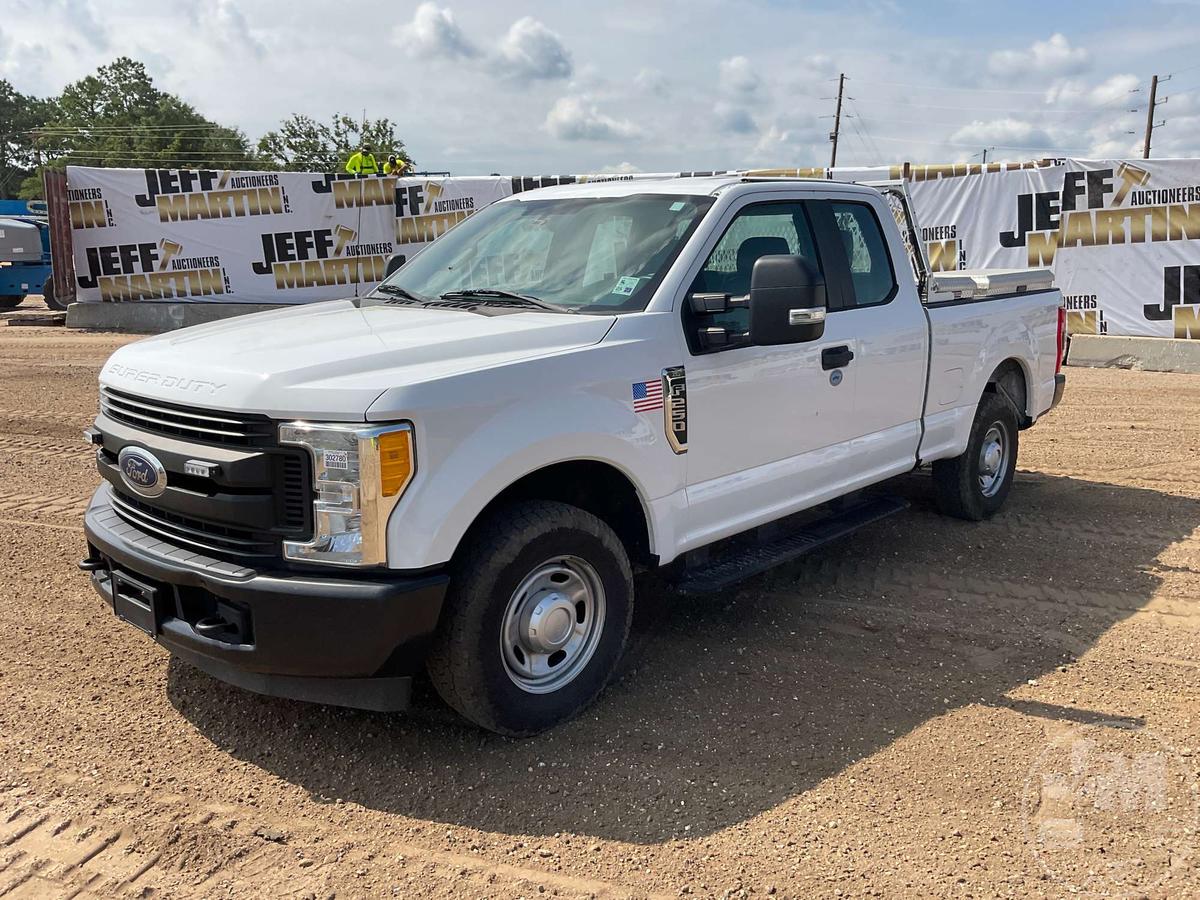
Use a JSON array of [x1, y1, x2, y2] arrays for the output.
[[900, 159, 1200, 339], [66, 167, 513, 304], [66, 161, 1200, 339]]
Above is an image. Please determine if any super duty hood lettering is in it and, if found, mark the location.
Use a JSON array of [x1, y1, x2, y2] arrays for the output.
[[104, 363, 226, 396]]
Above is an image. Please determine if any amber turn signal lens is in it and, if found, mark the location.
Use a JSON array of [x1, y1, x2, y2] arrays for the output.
[[377, 430, 414, 496]]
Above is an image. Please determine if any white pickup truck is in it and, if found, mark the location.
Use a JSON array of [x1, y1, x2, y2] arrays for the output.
[[82, 176, 1066, 735]]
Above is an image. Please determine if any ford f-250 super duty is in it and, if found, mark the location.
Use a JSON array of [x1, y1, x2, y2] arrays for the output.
[[81, 176, 1067, 735]]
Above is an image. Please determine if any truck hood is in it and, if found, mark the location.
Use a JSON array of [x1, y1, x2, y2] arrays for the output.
[[99, 299, 615, 419]]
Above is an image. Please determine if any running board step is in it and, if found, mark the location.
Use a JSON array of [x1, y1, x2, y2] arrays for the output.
[[675, 494, 909, 595]]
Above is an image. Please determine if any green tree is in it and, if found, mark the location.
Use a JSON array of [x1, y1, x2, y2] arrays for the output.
[[0, 80, 54, 200], [23, 57, 256, 197], [258, 113, 413, 172]]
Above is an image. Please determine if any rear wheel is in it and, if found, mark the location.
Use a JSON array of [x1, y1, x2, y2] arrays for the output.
[[427, 500, 634, 736], [42, 276, 68, 311], [0, 296, 23, 309], [932, 391, 1019, 521]]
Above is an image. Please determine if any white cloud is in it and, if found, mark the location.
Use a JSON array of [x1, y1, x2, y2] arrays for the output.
[[1087, 73, 1141, 107], [750, 114, 826, 163], [598, 161, 642, 174], [544, 95, 638, 141], [949, 118, 1054, 149], [1045, 73, 1140, 109], [492, 17, 572, 81], [394, 3, 478, 59], [989, 34, 1089, 77], [719, 56, 760, 95]]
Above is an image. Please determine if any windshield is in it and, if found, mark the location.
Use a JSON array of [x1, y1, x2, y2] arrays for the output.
[[370, 192, 714, 313]]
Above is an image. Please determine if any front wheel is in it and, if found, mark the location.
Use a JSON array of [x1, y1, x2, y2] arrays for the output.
[[0, 296, 23, 309], [931, 391, 1019, 521], [427, 500, 634, 736]]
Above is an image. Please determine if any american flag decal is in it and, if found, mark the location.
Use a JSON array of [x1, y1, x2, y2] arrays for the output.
[[632, 378, 664, 413]]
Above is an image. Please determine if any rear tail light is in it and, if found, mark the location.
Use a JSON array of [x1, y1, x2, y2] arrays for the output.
[[1055, 306, 1067, 374]]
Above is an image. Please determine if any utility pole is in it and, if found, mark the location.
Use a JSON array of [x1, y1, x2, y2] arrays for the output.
[[829, 73, 845, 169], [1143, 75, 1158, 159], [981, 148, 988, 164]]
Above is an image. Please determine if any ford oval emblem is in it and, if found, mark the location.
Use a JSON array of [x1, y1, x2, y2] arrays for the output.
[[118, 446, 167, 498]]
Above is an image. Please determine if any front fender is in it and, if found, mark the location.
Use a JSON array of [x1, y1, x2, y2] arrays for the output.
[[372, 346, 684, 570]]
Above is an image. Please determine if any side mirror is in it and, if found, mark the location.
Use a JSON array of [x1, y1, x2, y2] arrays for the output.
[[748, 254, 826, 345], [384, 253, 407, 278]]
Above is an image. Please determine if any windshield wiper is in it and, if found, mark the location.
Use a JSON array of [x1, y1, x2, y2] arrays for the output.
[[374, 284, 429, 304], [439, 288, 574, 314]]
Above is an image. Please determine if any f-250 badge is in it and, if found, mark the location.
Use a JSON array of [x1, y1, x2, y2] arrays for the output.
[[663, 366, 687, 454]]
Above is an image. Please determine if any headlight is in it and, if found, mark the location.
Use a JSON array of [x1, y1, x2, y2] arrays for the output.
[[279, 422, 415, 567]]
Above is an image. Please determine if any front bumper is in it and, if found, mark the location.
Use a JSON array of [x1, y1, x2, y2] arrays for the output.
[[83, 484, 447, 711]]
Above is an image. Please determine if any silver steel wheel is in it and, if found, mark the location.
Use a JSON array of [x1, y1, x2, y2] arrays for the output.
[[500, 555, 606, 695], [977, 422, 1010, 498]]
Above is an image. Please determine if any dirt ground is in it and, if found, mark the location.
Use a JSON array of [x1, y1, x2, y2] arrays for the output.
[[0, 310, 1197, 899]]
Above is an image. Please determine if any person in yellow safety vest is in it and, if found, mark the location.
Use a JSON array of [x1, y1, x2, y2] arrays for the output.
[[383, 154, 408, 175], [344, 146, 380, 175]]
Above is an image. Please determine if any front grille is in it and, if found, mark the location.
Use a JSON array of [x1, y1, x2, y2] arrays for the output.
[[110, 489, 279, 558], [100, 387, 275, 447]]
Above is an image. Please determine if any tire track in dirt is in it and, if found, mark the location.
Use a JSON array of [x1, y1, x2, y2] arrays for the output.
[[0, 490, 92, 518], [0, 409, 93, 428], [0, 519, 85, 534], [0, 787, 668, 900], [0, 437, 89, 462]]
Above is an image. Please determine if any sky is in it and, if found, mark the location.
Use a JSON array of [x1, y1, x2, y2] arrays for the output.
[[3, 0, 1200, 175]]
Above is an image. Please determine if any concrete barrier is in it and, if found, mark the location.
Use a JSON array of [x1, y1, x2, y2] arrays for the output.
[[1067, 334, 1200, 374], [66, 301, 287, 334]]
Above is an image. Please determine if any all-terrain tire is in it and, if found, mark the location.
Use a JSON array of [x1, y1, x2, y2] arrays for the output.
[[0, 296, 23, 309], [932, 391, 1020, 521], [427, 500, 634, 736], [42, 276, 68, 311]]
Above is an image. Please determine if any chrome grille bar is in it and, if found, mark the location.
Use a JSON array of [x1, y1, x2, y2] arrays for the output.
[[99, 387, 274, 447], [101, 389, 249, 426], [100, 399, 254, 440]]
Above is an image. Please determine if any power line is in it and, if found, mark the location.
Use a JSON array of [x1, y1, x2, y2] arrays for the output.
[[46, 153, 267, 165], [846, 115, 874, 165], [1167, 60, 1200, 77], [849, 77, 1061, 96], [850, 96, 1139, 115], [29, 125, 241, 135], [849, 111, 1136, 130], [846, 100, 885, 165], [859, 133, 1094, 153]]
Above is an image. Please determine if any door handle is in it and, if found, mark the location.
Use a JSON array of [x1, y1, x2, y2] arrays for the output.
[[821, 345, 855, 370]]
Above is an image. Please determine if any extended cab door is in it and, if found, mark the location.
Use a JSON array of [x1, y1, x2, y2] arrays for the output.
[[808, 194, 928, 481], [678, 191, 927, 553]]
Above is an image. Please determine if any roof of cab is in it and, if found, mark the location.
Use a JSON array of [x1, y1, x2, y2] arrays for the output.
[[505, 175, 880, 201]]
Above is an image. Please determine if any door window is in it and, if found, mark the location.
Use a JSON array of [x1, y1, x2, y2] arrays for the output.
[[829, 202, 896, 307], [687, 203, 820, 342]]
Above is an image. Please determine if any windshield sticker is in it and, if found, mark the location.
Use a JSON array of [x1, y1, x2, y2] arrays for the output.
[[669, 201, 686, 212], [611, 275, 641, 296]]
